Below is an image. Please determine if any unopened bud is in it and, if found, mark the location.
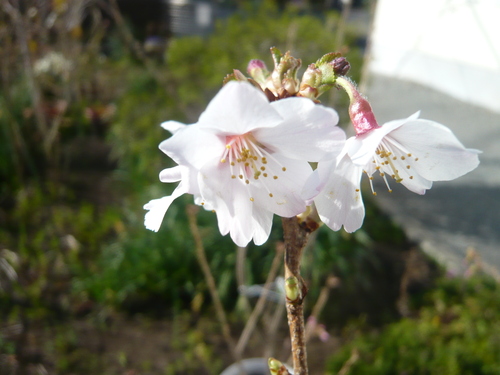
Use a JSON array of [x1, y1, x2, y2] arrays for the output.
[[247, 59, 269, 85], [331, 57, 350, 76], [301, 64, 322, 87], [285, 276, 301, 302], [335, 76, 380, 135], [270, 47, 301, 96], [268, 358, 291, 375], [232, 69, 247, 81], [298, 64, 322, 99]]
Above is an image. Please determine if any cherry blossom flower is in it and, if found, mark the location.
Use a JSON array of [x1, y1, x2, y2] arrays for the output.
[[145, 81, 345, 246], [308, 77, 480, 233]]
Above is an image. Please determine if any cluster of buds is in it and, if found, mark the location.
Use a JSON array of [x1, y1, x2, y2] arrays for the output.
[[224, 47, 350, 102], [299, 52, 350, 100]]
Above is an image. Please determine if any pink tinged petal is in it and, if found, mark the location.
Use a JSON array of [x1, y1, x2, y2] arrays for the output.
[[161, 120, 187, 134], [198, 81, 283, 134], [256, 98, 345, 161], [388, 119, 480, 181], [144, 183, 187, 232], [314, 155, 365, 233], [159, 124, 223, 169], [347, 113, 419, 166]]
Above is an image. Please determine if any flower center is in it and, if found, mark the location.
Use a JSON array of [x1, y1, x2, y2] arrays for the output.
[[366, 142, 419, 195], [219, 133, 287, 202]]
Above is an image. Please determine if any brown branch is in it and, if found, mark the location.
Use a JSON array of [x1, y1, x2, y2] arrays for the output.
[[186, 205, 239, 361], [282, 216, 313, 375]]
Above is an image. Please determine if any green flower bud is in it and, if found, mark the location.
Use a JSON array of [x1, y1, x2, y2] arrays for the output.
[[285, 276, 301, 302]]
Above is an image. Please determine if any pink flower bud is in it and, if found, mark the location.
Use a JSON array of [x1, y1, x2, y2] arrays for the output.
[[349, 91, 380, 135]]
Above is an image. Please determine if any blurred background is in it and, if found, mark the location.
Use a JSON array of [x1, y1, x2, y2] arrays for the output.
[[1, 0, 499, 374]]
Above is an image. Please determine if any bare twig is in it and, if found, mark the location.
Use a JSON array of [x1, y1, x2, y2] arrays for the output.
[[235, 242, 284, 357], [2, 0, 48, 139], [186, 205, 239, 361], [236, 246, 251, 315], [282, 216, 313, 375], [305, 274, 339, 343], [337, 348, 359, 375], [263, 289, 286, 358]]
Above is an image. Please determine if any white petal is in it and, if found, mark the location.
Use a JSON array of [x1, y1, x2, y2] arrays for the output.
[[388, 119, 480, 181], [229, 188, 254, 247], [159, 166, 182, 182], [197, 159, 255, 246], [251, 208, 273, 246], [144, 183, 187, 232], [314, 155, 365, 232], [159, 124, 223, 169], [198, 81, 283, 134], [256, 98, 345, 161], [161, 120, 187, 134], [347, 115, 415, 166], [249, 153, 312, 217]]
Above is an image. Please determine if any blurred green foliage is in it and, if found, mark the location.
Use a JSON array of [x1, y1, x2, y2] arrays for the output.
[[326, 274, 500, 375], [4, 1, 498, 374]]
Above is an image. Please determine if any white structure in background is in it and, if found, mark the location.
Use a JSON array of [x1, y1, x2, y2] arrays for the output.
[[367, 0, 500, 113], [168, 0, 213, 35]]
